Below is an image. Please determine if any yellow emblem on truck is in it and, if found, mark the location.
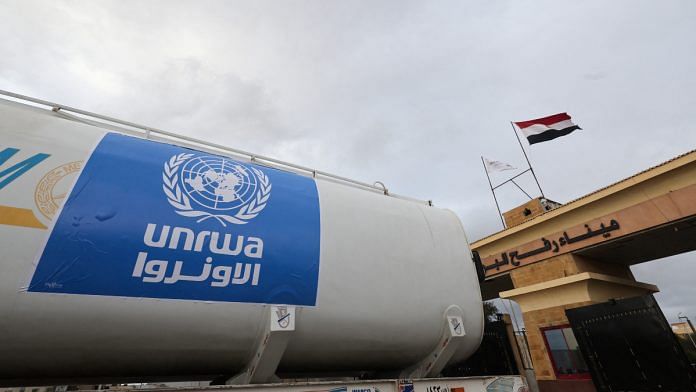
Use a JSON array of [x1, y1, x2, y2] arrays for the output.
[[34, 161, 82, 220]]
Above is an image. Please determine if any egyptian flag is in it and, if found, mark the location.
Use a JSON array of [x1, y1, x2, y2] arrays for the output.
[[514, 113, 581, 145]]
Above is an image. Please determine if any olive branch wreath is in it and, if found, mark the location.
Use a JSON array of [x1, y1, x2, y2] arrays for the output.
[[162, 153, 272, 226]]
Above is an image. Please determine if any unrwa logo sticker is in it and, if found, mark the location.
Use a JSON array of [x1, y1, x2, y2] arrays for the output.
[[162, 153, 272, 226], [34, 161, 83, 221]]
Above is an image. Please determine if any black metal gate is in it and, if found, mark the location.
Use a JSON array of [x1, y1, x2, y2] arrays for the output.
[[442, 319, 519, 377], [566, 295, 696, 391]]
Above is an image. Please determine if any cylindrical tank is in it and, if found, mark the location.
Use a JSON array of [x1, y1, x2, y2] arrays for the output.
[[0, 97, 483, 385]]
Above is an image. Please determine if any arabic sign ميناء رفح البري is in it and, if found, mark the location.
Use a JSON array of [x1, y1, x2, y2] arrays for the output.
[[484, 219, 621, 273], [28, 133, 321, 306]]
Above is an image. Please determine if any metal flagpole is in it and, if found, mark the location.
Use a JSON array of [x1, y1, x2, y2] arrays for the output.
[[510, 121, 545, 198], [481, 156, 505, 228]]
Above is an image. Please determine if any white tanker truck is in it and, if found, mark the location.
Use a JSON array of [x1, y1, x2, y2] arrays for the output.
[[0, 91, 502, 389]]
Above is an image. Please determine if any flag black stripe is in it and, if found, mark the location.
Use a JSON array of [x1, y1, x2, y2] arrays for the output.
[[526, 125, 581, 145]]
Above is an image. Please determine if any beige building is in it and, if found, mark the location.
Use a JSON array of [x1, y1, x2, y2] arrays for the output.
[[672, 321, 695, 335], [472, 149, 696, 392]]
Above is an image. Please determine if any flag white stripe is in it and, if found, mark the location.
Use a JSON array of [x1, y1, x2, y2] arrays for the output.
[[519, 119, 576, 137]]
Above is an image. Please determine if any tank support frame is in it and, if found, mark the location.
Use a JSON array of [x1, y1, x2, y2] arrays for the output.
[[400, 305, 466, 379], [226, 305, 296, 385]]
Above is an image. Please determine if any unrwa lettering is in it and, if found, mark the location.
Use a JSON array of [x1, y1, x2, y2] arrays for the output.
[[144, 223, 263, 258]]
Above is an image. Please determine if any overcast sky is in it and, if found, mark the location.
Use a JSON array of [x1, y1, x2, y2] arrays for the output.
[[1, 1, 695, 323]]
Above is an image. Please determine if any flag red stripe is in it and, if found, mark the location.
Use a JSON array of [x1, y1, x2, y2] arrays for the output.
[[514, 112, 571, 129]]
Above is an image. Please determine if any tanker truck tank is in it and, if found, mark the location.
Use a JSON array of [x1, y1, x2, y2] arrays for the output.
[[0, 92, 484, 386]]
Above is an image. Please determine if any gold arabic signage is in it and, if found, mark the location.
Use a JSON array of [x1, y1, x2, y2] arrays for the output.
[[481, 183, 696, 277]]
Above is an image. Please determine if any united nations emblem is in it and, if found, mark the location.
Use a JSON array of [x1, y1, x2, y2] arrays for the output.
[[162, 153, 271, 226]]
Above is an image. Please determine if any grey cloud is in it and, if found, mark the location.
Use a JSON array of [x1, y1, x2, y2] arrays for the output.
[[583, 72, 608, 81], [633, 252, 696, 323], [115, 59, 285, 145]]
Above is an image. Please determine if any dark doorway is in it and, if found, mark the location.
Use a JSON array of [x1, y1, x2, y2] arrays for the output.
[[566, 295, 696, 391], [443, 319, 519, 377]]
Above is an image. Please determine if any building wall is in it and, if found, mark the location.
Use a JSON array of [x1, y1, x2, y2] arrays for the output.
[[503, 198, 546, 228], [509, 254, 633, 291], [502, 253, 657, 392], [672, 322, 695, 335], [521, 302, 593, 381], [509, 255, 603, 382]]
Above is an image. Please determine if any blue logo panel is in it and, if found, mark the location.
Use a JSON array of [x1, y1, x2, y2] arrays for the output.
[[29, 133, 321, 306]]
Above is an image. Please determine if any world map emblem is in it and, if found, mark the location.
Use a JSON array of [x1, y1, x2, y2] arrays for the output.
[[162, 153, 271, 226]]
